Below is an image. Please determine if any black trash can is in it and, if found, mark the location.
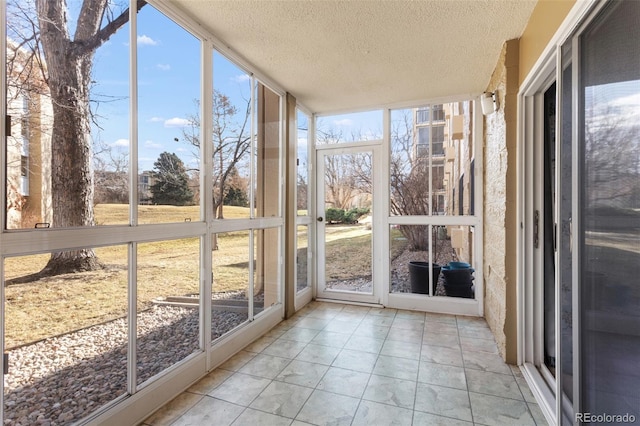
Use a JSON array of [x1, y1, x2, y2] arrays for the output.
[[442, 266, 474, 298], [408, 261, 441, 294]]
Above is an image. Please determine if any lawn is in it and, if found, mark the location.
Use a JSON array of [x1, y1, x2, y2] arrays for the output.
[[324, 224, 372, 281], [4, 204, 370, 348], [4, 204, 251, 348]]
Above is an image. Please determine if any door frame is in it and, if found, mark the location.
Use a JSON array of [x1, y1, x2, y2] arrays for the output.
[[315, 142, 383, 305]]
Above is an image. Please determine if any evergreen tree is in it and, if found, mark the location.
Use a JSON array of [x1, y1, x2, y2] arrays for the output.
[[150, 152, 194, 205]]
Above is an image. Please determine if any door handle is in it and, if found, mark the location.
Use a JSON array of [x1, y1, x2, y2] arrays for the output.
[[317, 217, 323, 222]]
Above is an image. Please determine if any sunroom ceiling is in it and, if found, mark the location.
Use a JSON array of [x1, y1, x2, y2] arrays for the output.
[[171, 0, 537, 114]]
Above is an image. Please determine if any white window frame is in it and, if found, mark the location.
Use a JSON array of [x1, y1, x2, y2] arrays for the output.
[[385, 101, 483, 316], [294, 106, 314, 309], [0, 0, 287, 424]]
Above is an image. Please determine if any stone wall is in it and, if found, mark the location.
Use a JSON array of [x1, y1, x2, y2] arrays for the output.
[[483, 39, 519, 363]]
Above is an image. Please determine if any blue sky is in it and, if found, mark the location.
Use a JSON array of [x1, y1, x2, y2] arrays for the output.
[[89, 3, 639, 179], [90, 3, 389, 173], [92, 4, 253, 172]]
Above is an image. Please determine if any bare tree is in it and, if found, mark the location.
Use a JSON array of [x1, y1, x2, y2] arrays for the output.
[[5, 0, 147, 276], [316, 128, 372, 211], [390, 110, 433, 250], [585, 104, 640, 207], [181, 92, 251, 219], [297, 171, 308, 211], [93, 139, 129, 204], [324, 153, 357, 210]]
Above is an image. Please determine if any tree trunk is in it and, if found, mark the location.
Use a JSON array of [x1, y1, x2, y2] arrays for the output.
[[37, 0, 101, 274]]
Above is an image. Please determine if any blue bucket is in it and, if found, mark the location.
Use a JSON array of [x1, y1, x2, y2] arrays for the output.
[[448, 261, 471, 270]]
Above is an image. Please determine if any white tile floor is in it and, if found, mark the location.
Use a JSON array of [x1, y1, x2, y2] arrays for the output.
[[142, 302, 548, 426]]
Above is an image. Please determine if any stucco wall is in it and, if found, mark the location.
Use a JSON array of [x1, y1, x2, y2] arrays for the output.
[[483, 39, 519, 363], [519, 0, 576, 85], [481, 0, 576, 364]]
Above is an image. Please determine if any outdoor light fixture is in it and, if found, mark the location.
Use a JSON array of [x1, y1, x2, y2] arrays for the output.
[[481, 91, 498, 115]]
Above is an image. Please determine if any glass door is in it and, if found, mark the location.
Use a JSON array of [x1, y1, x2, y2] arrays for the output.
[[578, 0, 640, 418], [523, 2, 640, 423], [316, 146, 378, 304]]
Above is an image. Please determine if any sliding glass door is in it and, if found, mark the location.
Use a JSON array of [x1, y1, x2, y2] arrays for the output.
[[522, 1, 640, 423], [578, 0, 640, 418]]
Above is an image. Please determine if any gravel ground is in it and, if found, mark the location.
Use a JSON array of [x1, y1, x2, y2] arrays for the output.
[[3, 302, 247, 426], [3, 244, 463, 425]]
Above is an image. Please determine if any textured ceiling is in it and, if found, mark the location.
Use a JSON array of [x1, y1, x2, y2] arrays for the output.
[[170, 0, 537, 114]]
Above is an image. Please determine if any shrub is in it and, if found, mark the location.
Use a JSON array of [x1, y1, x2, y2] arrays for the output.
[[325, 207, 345, 223], [325, 207, 370, 224], [344, 207, 370, 224]]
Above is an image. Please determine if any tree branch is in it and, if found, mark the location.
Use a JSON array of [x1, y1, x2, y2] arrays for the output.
[[74, 0, 146, 56]]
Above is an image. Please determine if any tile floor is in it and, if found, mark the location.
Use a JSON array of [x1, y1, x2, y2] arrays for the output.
[[142, 302, 548, 426]]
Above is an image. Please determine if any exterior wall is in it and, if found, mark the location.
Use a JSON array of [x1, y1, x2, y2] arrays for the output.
[[444, 101, 475, 264], [483, 39, 519, 363], [484, 0, 577, 363], [5, 88, 52, 228], [26, 94, 53, 226], [519, 0, 576, 85]]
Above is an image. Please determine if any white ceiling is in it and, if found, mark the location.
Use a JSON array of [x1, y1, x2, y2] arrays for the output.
[[171, 0, 537, 114]]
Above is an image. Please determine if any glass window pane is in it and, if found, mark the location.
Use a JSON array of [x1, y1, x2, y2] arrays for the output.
[[436, 225, 475, 299], [580, 0, 640, 418], [297, 110, 309, 216], [211, 53, 252, 220], [390, 224, 474, 297], [316, 110, 383, 144], [322, 152, 372, 293], [442, 102, 474, 216], [255, 84, 281, 218], [5, 1, 131, 229], [4, 246, 128, 424], [137, 6, 200, 223], [390, 225, 441, 295], [296, 225, 309, 292], [390, 109, 431, 216], [254, 228, 280, 316], [137, 238, 200, 386], [391, 102, 474, 217], [212, 231, 250, 342], [559, 42, 574, 422], [92, 13, 130, 224]]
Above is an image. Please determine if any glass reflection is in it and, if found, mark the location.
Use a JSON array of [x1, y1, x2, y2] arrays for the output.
[[580, 0, 640, 418]]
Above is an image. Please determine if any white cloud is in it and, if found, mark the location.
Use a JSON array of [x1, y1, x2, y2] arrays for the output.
[[137, 34, 158, 46], [144, 140, 163, 149], [112, 138, 129, 147], [232, 74, 251, 83], [333, 119, 353, 127], [156, 63, 171, 71], [149, 116, 164, 123], [610, 92, 640, 108], [164, 117, 191, 128]]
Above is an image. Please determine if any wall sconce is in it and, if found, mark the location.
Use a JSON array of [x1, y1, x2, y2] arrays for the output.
[[481, 91, 498, 115]]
